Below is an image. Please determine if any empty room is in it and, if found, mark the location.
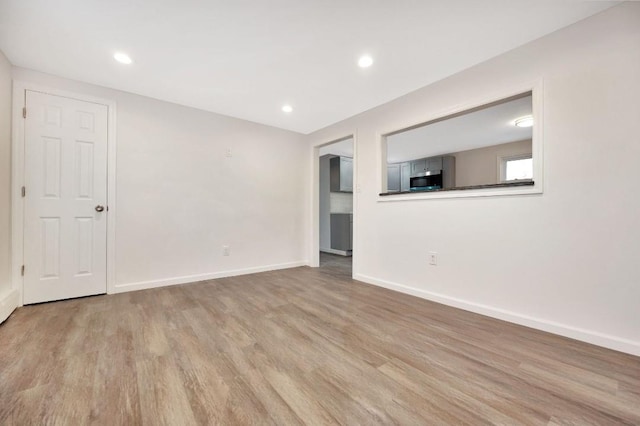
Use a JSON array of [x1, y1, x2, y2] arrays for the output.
[[0, 1, 639, 424]]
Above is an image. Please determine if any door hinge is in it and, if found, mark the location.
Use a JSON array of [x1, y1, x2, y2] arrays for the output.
[[21, 265, 25, 276], [21, 186, 26, 197], [22, 107, 26, 119]]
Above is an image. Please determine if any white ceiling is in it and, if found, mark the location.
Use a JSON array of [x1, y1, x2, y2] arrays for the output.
[[387, 94, 532, 163], [0, 1, 617, 134]]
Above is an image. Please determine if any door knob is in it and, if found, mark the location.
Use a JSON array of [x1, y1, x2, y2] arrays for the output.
[[95, 205, 105, 212]]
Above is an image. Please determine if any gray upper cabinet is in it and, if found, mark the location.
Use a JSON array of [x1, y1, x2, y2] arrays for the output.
[[387, 163, 400, 192], [387, 155, 455, 192], [427, 157, 442, 172], [341, 157, 353, 192], [411, 159, 427, 175], [400, 162, 411, 192], [411, 156, 443, 175], [330, 156, 353, 193]]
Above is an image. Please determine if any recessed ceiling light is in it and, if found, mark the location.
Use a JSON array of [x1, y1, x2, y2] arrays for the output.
[[514, 115, 534, 127], [358, 55, 373, 68], [113, 52, 133, 65], [282, 104, 293, 113]]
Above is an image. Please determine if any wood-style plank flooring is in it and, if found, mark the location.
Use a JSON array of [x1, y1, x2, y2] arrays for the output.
[[1, 253, 639, 425]]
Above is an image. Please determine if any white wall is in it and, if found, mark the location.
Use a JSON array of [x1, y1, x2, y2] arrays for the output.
[[12, 67, 307, 294], [306, 3, 640, 355], [0, 49, 17, 322], [319, 138, 353, 157], [329, 192, 353, 214], [453, 139, 531, 186]]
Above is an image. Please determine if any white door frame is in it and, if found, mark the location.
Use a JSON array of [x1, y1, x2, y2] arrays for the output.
[[309, 131, 358, 275], [11, 81, 117, 305]]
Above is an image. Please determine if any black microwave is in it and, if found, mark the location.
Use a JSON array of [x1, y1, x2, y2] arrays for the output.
[[410, 172, 443, 191]]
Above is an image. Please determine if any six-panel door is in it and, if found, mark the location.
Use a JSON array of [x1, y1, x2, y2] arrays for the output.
[[23, 91, 109, 304]]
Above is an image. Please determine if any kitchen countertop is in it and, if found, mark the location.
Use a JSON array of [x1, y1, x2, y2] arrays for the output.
[[379, 180, 534, 196]]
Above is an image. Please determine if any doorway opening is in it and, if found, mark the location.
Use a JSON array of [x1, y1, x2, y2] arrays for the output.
[[318, 137, 354, 277]]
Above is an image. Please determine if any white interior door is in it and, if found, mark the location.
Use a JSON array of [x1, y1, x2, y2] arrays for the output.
[[23, 90, 109, 304]]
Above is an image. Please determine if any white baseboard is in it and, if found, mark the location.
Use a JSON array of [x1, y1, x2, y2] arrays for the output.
[[0, 289, 19, 324], [113, 261, 308, 294], [320, 248, 352, 256], [354, 273, 640, 357]]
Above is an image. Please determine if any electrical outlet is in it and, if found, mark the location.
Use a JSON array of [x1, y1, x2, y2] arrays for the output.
[[428, 251, 437, 266], [223, 245, 230, 256]]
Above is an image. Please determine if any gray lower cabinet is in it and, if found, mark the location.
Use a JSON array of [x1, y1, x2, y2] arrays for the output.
[[330, 156, 353, 193], [387, 163, 400, 192], [331, 214, 353, 251]]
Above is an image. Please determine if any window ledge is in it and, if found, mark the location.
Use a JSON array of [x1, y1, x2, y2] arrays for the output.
[[379, 180, 538, 201]]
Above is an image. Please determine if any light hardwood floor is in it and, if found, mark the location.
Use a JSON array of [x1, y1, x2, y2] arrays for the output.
[[1, 258, 638, 425]]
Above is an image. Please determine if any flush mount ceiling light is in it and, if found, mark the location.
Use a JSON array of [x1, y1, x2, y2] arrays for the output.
[[358, 55, 373, 68], [514, 115, 534, 127], [282, 104, 293, 113], [113, 52, 132, 64]]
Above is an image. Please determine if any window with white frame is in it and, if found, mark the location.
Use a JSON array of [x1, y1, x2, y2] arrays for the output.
[[500, 154, 533, 182]]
